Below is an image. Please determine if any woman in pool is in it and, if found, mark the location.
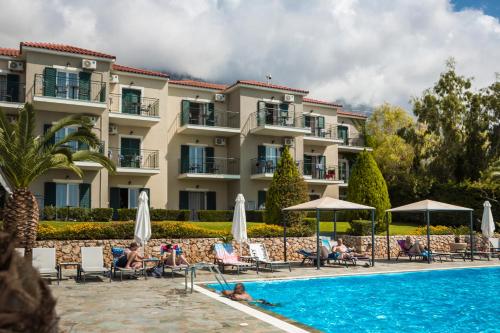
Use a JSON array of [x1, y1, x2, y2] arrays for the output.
[[161, 244, 190, 267]]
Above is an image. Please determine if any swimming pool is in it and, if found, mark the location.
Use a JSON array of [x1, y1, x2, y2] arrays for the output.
[[208, 267, 500, 332]]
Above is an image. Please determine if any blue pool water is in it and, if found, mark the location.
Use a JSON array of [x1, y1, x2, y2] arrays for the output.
[[208, 267, 500, 332]]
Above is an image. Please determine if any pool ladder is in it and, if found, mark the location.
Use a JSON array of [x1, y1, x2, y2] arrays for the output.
[[208, 265, 230, 289]]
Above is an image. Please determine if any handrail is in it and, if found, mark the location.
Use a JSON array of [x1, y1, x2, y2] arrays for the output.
[[179, 157, 239, 175], [305, 123, 338, 139], [34, 73, 106, 103], [301, 162, 339, 180], [249, 106, 304, 129], [0, 81, 25, 103], [107, 147, 159, 169], [180, 108, 239, 128], [339, 136, 366, 147], [109, 93, 159, 117]]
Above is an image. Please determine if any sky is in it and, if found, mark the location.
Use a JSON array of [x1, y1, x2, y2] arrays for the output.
[[1, 0, 499, 111]]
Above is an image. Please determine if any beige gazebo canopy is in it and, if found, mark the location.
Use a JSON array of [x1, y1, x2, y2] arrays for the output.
[[386, 199, 474, 263], [284, 197, 376, 269]]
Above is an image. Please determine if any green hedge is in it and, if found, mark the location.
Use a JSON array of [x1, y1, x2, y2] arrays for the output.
[[246, 210, 265, 222], [116, 208, 137, 221], [150, 209, 190, 221], [348, 220, 372, 236], [90, 208, 113, 222], [197, 210, 233, 222], [43, 206, 91, 221]]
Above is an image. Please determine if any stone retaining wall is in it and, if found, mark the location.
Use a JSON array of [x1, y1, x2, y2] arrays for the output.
[[35, 234, 492, 265]]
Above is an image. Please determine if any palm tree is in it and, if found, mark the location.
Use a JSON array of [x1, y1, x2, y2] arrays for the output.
[[0, 103, 115, 256]]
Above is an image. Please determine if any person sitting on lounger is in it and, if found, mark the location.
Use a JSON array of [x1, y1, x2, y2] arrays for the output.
[[161, 244, 189, 267], [404, 236, 425, 255], [332, 238, 355, 259], [116, 242, 143, 269]]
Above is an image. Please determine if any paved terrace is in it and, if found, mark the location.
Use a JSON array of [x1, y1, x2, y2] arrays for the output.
[[50, 260, 500, 333]]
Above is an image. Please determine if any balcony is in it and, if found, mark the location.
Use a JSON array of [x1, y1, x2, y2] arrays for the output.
[[177, 109, 240, 137], [250, 158, 280, 180], [108, 93, 160, 127], [178, 157, 240, 180], [301, 162, 343, 185], [338, 136, 372, 153], [303, 123, 344, 146], [108, 148, 160, 176], [338, 163, 349, 187], [72, 141, 106, 170], [249, 108, 309, 137], [33, 73, 107, 114], [0, 81, 25, 110]]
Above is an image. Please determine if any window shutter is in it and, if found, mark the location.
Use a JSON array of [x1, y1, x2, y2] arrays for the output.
[[207, 103, 215, 126], [99, 82, 106, 102], [109, 187, 120, 219], [79, 183, 91, 208], [179, 191, 189, 210], [205, 146, 214, 173], [257, 190, 267, 209], [6, 74, 20, 102], [181, 100, 190, 125], [180, 145, 190, 173], [303, 115, 310, 128], [257, 101, 266, 125], [43, 124, 56, 145], [206, 191, 216, 210], [44, 182, 56, 207], [318, 116, 325, 129], [79, 72, 91, 101], [258, 145, 266, 160], [139, 188, 151, 207], [43, 67, 57, 97]]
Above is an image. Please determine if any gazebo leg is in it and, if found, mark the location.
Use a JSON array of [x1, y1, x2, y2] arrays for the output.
[[371, 210, 375, 267]]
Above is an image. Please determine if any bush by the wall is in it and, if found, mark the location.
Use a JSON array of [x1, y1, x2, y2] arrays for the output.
[[150, 209, 190, 221], [413, 225, 472, 236], [90, 208, 113, 222], [348, 219, 373, 236], [116, 209, 137, 221], [43, 206, 57, 220], [43, 206, 90, 221], [197, 210, 233, 222], [246, 210, 265, 222]]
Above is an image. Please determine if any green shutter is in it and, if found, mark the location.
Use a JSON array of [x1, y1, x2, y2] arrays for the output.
[[257, 101, 265, 125], [205, 147, 214, 173], [206, 191, 216, 210], [6, 74, 20, 102], [44, 182, 56, 207], [122, 89, 141, 114], [78, 72, 91, 101], [43, 67, 57, 97], [179, 191, 189, 210], [258, 145, 266, 160], [43, 124, 56, 145], [180, 145, 189, 173], [206, 103, 215, 126], [99, 83, 106, 102], [139, 188, 150, 207], [79, 183, 91, 208], [181, 100, 190, 125], [257, 190, 266, 209], [109, 187, 120, 220], [318, 116, 325, 129]]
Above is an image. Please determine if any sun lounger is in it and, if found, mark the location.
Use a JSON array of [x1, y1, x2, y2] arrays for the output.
[[249, 243, 291, 273], [297, 249, 317, 265], [111, 247, 144, 281], [80, 247, 111, 282], [32, 248, 59, 284], [213, 243, 255, 274], [396, 240, 423, 261], [159, 245, 189, 278], [488, 238, 499, 258]]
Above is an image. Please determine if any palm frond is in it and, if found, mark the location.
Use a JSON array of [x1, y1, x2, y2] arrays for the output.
[[72, 150, 116, 173], [51, 127, 100, 150], [40, 114, 93, 148]]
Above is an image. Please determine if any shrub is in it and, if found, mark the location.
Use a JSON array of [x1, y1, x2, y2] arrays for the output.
[[68, 208, 91, 221], [246, 210, 265, 222], [265, 146, 309, 227], [412, 225, 472, 236], [348, 219, 373, 236], [43, 206, 57, 220], [247, 224, 283, 237], [347, 151, 391, 231], [42, 206, 90, 221], [197, 210, 233, 222], [150, 209, 190, 221], [116, 208, 137, 221], [91, 208, 113, 222]]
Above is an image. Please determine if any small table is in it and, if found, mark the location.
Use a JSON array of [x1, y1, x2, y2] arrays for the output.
[[142, 258, 161, 280], [58, 262, 81, 280]]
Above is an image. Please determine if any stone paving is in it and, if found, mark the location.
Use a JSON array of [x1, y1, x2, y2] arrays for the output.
[[50, 259, 500, 333]]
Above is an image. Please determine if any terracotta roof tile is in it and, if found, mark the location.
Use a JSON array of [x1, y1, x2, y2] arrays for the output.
[[20, 42, 115, 59], [0, 48, 20, 57], [227, 80, 309, 94], [112, 64, 169, 78], [337, 109, 367, 119], [169, 79, 227, 90], [303, 97, 342, 108]]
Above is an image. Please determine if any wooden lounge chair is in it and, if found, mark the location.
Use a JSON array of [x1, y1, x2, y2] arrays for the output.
[[249, 243, 291, 273], [213, 243, 254, 274], [32, 248, 59, 284]]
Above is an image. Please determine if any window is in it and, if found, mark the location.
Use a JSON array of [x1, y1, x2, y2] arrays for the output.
[[55, 126, 78, 151], [55, 183, 79, 208], [180, 145, 214, 173], [122, 88, 142, 114], [56, 70, 79, 99], [303, 155, 326, 179], [257, 101, 289, 126], [304, 115, 325, 137], [339, 159, 349, 181], [256, 145, 282, 173], [179, 191, 216, 210], [0, 74, 20, 102], [338, 125, 349, 144], [0, 76, 6, 101], [181, 100, 215, 126], [120, 137, 141, 168]]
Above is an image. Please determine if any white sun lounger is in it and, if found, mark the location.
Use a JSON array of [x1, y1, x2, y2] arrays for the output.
[[249, 243, 291, 273], [80, 247, 111, 282], [32, 248, 59, 284]]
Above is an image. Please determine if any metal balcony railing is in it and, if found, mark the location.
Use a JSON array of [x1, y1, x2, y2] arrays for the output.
[[34, 74, 106, 103], [249, 107, 304, 129], [301, 162, 339, 181], [108, 148, 159, 169], [0, 81, 25, 103], [305, 123, 338, 139], [339, 165, 349, 182], [179, 157, 239, 175], [65, 141, 105, 154], [180, 108, 239, 128], [109, 93, 159, 117], [339, 136, 366, 147]]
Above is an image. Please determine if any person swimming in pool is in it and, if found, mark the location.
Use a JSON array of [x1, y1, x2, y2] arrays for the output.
[[222, 283, 277, 306]]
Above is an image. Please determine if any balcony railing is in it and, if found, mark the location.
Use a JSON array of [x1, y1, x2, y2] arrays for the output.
[[301, 162, 339, 181], [305, 123, 338, 139], [179, 157, 239, 175], [250, 158, 280, 175], [34, 74, 106, 103], [249, 107, 304, 129], [339, 136, 366, 147], [109, 93, 159, 117], [0, 81, 25, 103], [339, 164, 349, 182], [180, 109, 239, 128], [108, 148, 159, 169], [66, 141, 105, 154]]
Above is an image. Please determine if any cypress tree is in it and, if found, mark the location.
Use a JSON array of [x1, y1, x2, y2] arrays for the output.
[[265, 146, 309, 226], [347, 150, 391, 230]]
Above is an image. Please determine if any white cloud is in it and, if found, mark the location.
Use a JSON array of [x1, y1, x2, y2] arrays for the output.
[[0, 0, 498, 109]]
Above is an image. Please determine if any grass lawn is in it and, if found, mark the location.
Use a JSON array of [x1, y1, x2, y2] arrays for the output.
[[40, 220, 420, 235]]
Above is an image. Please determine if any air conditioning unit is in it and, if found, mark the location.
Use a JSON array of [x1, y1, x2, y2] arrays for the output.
[[109, 124, 118, 135], [88, 116, 99, 125], [283, 94, 294, 103], [8, 61, 24, 71], [214, 93, 225, 102], [82, 59, 97, 70], [214, 137, 227, 146], [283, 137, 294, 146], [110, 74, 119, 84]]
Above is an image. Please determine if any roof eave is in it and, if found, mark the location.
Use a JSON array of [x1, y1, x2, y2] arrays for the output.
[[111, 69, 169, 80], [21, 46, 116, 62], [224, 83, 309, 96]]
